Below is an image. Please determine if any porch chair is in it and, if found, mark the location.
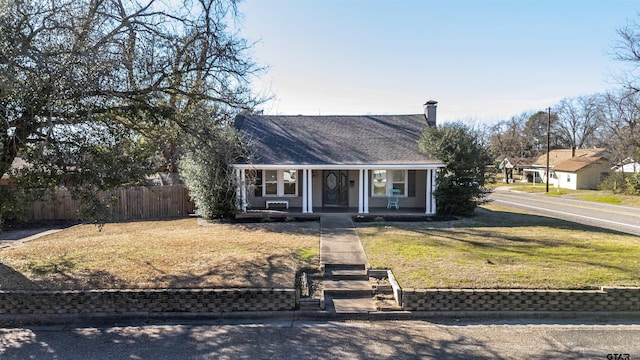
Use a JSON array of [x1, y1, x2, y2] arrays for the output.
[[387, 189, 401, 209]]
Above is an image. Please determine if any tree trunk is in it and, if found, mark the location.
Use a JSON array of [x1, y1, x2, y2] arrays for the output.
[[0, 139, 17, 184]]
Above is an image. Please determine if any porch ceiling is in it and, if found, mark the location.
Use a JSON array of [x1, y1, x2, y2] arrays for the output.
[[236, 207, 430, 218]]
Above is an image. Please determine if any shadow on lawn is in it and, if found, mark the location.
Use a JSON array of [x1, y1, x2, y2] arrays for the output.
[[359, 207, 640, 286], [152, 253, 302, 289], [0, 263, 38, 290], [0, 252, 302, 290], [200, 217, 321, 237], [367, 206, 631, 236], [0, 261, 131, 291], [408, 226, 636, 276]]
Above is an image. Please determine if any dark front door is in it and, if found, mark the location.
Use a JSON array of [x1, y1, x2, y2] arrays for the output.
[[323, 170, 349, 207]]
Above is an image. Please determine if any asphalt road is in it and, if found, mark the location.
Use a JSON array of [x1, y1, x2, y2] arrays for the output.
[[490, 188, 640, 236], [1, 319, 640, 359]]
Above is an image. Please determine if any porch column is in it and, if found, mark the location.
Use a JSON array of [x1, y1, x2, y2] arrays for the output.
[[426, 169, 436, 215], [302, 169, 308, 213], [307, 169, 313, 213], [235, 169, 242, 211], [363, 169, 369, 213], [240, 169, 247, 213], [431, 169, 438, 214], [358, 169, 364, 213], [431, 168, 437, 214]]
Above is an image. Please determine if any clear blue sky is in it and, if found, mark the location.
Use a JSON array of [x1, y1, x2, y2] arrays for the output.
[[237, 0, 639, 125]]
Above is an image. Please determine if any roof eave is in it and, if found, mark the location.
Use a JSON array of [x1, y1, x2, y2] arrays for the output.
[[231, 163, 445, 170]]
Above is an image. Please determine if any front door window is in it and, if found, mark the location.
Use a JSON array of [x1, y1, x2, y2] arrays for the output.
[[323, 170, 348, 206]]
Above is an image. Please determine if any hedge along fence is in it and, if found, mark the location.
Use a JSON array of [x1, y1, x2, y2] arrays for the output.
[[402, 287, 640, 312], [26, 185, 195, 222], [0, 289, 298, 315]]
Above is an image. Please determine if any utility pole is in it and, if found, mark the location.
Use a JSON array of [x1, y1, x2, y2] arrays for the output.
[[545, 107, 551, 193]]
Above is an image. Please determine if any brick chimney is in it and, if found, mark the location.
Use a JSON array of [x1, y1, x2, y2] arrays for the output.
[[424, 100, 438, 127]]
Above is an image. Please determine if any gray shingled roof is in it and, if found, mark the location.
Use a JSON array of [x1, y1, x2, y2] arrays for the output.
[[234, 114, 440, 166]]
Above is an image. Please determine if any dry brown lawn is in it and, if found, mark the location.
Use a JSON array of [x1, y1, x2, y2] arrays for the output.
[[0, 218, 319, 290]]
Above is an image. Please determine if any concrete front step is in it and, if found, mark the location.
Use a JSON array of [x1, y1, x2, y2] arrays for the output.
[[323, 280, 373, 296], [299, 297, 322, 310], [326, 296, 377, 313], [323, 263, 366, 271], [326, 269, 369, 281], [372, 284, 394, 294]]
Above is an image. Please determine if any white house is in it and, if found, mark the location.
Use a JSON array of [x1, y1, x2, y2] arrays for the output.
[[523, 148, 608, 187], [613, 158, 640, 173], [553, 156, 611, 190]]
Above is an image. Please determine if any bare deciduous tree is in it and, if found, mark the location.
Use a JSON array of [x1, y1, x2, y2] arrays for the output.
[[488, 113, 527, 160], [0, 0, 263, 224], [554, 94, 603, 150], [600, 91, 640, 165], [614, 20, 640, 93]]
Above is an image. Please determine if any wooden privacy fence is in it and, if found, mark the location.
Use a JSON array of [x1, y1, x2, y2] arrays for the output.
[[26, 185, 195, 222]]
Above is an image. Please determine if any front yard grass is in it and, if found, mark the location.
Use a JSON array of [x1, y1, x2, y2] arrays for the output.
[[358, 203, 640, 290], [0, 218, 319, 290]]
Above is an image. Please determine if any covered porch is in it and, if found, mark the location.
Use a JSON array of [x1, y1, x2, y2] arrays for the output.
[[235, 206, 431, 219], [233, 166, 439, 216]]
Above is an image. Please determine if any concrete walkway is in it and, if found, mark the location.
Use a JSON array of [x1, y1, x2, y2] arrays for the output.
[[0, 227, 72, 249], [320, 216, 375, 313], [320, 215, 369, 268]]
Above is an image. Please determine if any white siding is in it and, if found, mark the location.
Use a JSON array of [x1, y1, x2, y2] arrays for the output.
[[555, 171, 577, 190]]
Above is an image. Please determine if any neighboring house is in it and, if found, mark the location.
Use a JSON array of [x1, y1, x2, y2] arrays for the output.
[[523, 148, 608, 186], [231, 100, 444, 215], [497, 156, 536, 183], [612, 158, 640, 173], [497, 157, 515, 183], [553, 156, 611, 190]]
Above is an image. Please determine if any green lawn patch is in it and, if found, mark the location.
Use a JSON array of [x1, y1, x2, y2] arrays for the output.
[[357, 203, 640, 289], [577, 194, 622, 204], [543, 190, 569, 196], [502, 183, 549, 193]]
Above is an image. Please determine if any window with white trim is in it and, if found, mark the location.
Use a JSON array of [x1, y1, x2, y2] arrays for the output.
[[391, 170, 406, 195], [372, 170, 387, 196], [263, 170, 298, 197], [371, 170, 407, 197], [282, 170, 297, 195], [264, 170, 278, 195]]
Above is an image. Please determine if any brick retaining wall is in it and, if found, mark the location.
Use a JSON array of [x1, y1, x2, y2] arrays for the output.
[[5, 287, 639, 315], [402, 287, 640, 312], [0, 289, 297, 314]]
